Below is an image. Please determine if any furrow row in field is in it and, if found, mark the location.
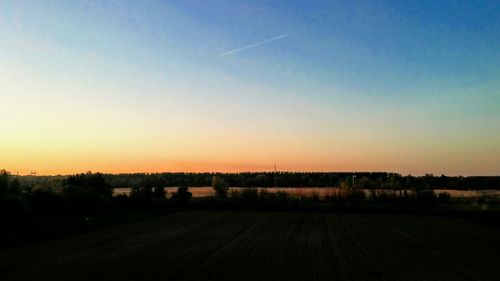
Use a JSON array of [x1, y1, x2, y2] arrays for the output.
[[375, 215, 500, 281], [364, 215, 474, 281], [1, 212, 266, 281], [92, 211, 269, 281], [346, 214, 438, 281], [184, 212, 309, 281], [0, 212, 213, 272], [324, 214, 384, 281], [337, 215, 395, 281], [299, 213, 340, 281]]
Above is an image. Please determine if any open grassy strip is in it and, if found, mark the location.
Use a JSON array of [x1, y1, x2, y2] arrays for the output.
[[1, 212, 499, 281]]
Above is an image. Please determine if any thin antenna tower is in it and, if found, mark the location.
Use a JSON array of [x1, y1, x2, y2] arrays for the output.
[[30, 171, 37, 187]]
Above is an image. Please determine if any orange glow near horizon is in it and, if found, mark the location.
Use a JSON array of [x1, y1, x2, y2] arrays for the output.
[[4, 144, 499, 176]]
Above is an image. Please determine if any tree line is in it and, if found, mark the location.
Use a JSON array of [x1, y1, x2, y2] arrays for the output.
[[2, 169, 496, 221], [14, 171, 500, 191]]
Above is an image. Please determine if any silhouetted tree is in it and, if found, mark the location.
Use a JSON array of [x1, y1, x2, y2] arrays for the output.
[[255, 174, 270, 186], [0, 169, 10, 194], [62, 172, 112, 212], [130, 184, 151, 199], [0, 170, 28, 218], [28, 188, 62, 214], [130, 174, 166, 199], [212, 176, 228, 198], [64, 172, 112, 198], [171, 185, 192, 203], [152, 186, 166, 198]]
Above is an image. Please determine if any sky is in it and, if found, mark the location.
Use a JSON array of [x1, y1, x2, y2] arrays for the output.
[[1, 0, 499, 176]]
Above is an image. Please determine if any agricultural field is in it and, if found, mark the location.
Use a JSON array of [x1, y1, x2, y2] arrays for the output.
[[1, 211, 499, 281]]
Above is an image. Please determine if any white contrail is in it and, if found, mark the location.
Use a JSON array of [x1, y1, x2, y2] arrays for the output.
[[220, 34, 288, 56]]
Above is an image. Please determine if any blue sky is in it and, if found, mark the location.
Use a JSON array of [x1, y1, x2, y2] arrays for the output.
[[1, 0, 499, 175]]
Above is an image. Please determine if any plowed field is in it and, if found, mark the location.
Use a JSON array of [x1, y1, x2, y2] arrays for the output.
[[1, 212, 499, 281]]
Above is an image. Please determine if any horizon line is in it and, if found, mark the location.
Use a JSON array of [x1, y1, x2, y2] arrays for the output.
[[7, 170, 497, 177]]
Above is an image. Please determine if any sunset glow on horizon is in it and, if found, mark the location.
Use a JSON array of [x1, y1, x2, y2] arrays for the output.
[[1, 1, 500, 176]]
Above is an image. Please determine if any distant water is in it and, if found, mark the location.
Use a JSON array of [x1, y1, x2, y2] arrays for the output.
[[113, 187, 500, 198]]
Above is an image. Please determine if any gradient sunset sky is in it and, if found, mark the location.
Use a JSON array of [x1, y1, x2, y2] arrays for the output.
[[1, 0, 499, 175]]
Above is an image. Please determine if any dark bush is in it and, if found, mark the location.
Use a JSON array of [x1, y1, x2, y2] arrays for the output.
[[0, 194, 29, 219], [28, 188, 63, 214], [276, 191, 289, 202], [437, 192, 451, 203], [239, 188, 259, 202], [171, 185, 192, 204], [62, 172, 113, 213], [212, 176, 228, 198], [416, 190, 437, 204], [347, 189, 366, 205]]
